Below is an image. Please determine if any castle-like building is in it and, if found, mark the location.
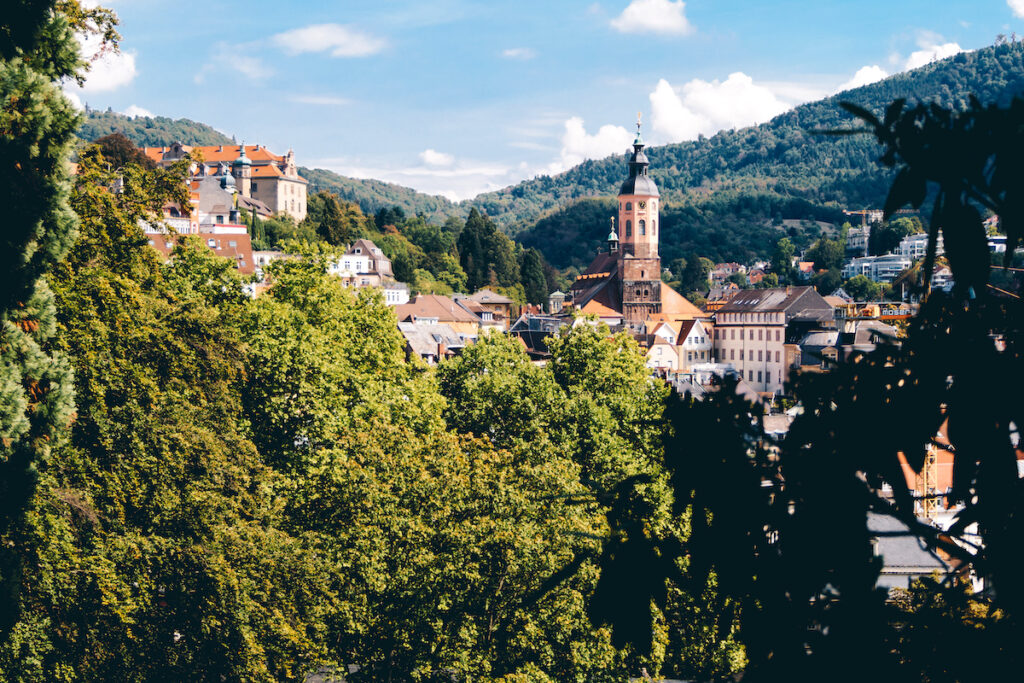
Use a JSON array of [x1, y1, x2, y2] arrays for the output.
[[570, 120, 701, 329], [142, 142, 308, 222]]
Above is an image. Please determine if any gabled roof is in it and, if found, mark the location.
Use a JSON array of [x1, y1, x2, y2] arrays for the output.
[[717, 286, 833, 319], [469, 288, 515, 305], [660, 284, 704, 318], [677, 319, 700, 342], [397, 322, 464, 358], [347, 238, 384, 257], [141, 144, 286, 165], [394, 294, 480, 324]]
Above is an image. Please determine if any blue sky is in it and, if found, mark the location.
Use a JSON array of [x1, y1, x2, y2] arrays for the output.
[[69, 1, 1024, 200]]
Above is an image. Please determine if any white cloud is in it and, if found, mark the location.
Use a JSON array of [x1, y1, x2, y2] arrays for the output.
[[1009, 0, 1024, 19], [272, 23, 387, 58], [904, 40, 963, 70], [289, 94, 349, 106], [194, 43, 273, 84], [649, 73, 791, 143], [553, 117, 634, 172], [313, 157, 523, 202], [123, 104, 153, 118], [610, 0, 694, 36], [420, 149, 454, 166], [501, 47, 536, 60], [836, 65, 888, 92], [64, 90, 83, 110], [75, 33, 137, 92]]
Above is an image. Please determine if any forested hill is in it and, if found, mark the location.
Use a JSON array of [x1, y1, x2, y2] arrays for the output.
[[300, 166, 457, 224], [77, 110, 234, 146], [499, 41, 1024, 266], [77, 111, 458, 221]]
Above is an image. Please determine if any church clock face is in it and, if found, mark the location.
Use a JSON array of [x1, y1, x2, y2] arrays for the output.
[[638, 201, 646, 210]]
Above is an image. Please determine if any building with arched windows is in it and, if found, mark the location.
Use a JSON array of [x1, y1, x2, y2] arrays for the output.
[[569, 118, 702, 329]]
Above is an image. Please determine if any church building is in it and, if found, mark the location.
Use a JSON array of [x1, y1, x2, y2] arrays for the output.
[[570, 119, 702, 329]]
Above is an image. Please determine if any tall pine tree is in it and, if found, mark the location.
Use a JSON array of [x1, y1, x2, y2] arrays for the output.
[[0, 0, 111, 633]]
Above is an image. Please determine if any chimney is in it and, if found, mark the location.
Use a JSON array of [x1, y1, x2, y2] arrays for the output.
[[438, 341, 447, 357]]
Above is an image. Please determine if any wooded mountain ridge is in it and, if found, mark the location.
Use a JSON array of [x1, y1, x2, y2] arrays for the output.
[[77, 41, 1024, 267]]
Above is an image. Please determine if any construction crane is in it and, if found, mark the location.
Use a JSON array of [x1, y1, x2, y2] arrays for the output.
[[915, 443, 939, 520]]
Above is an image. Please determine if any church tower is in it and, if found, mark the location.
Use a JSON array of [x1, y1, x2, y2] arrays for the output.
[[232, 144, 252, 198], [617, 116, 661, 326]]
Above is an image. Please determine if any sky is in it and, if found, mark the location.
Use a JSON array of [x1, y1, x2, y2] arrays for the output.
[[68, 1, 1024, 201]]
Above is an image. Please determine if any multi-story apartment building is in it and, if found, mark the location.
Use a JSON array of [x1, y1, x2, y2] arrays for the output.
[[713, 286, 834, 394], [897, 232, 944, 261], [842, 254, 912, 283]]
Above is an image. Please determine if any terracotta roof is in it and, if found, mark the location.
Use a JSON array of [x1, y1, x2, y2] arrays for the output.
[[251, 165, 283, 177], [660, 285, 704, 318], [394, 294, 481, 324], [141, 144, 285, 165], [147, 231, 255, 274]]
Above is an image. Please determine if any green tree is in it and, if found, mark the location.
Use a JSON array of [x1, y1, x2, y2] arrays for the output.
[[771, 237, 796, 284], [679, 254, 712, 295], [0, 0, 92, 635], [805, 236, 844, 272], [93, 131, 156, 169], [810, 267, 843, 294], [843, 273, 882, 301], [869, 216, 923, 255], [519, 247, 548, 304], [0, 140, 330, 681]]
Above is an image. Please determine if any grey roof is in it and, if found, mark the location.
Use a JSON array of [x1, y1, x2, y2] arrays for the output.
[[619, 143, 660, 197], [397, 322, 464, 358], [717, 286, 834, 320], [800, 330, 840, 348], [867, 512, 950, 570]]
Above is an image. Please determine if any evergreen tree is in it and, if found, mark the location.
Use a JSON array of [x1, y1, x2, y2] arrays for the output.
[[519, 247, 548, 304], [458, 208, 487, 291], [0, 0, 92, 634], [771, 236, 796, 284]]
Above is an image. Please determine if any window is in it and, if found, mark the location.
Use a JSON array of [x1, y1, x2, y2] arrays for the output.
[[731, 329, 735, 340], [700, 350, 705, 359], [228, 240, 237, 247], [252, 182, 258, 192], [639, 219, 646, 235], [759, 329, 763, 341], [652, 220, 657, 235], [758, 350, 763, 361], [730, 349, 735, 360], [688, 351, 693, 361], [216, 215, 224, 223], [625, 220, 632, 237], [775, 351, 780, 363], [740, 350, 744, 360], [626, 202, 632, 211], [757, 371, 762, 383], [748, 370, 753, 381], [775, 329, 781, 341]]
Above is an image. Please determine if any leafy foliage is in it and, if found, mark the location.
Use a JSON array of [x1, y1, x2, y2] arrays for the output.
[[0, 0, 84, 637], [581, 94, 1024, 681]]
